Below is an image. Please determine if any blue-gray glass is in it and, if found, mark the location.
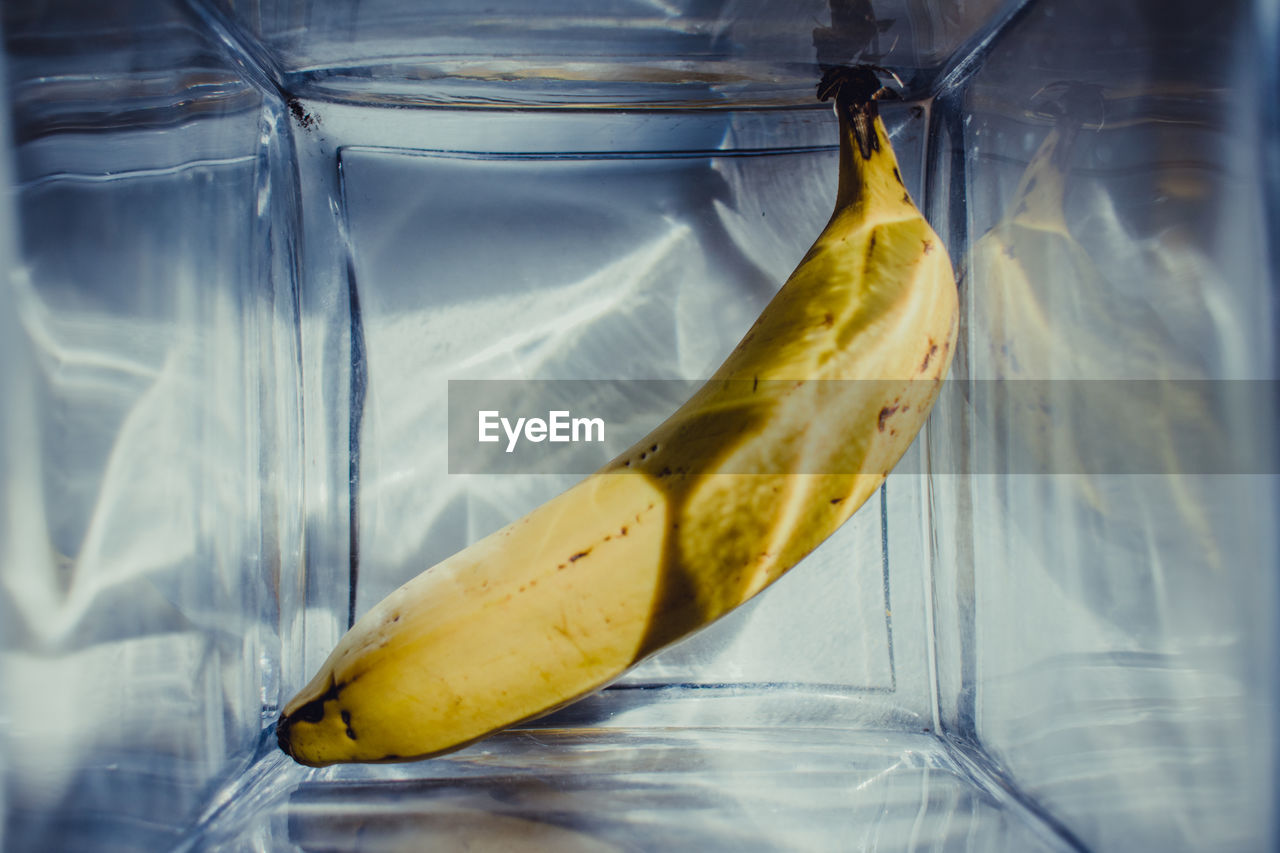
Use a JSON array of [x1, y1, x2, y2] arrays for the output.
[[0, 0, 1273, 851], [925, 1, 1277, 851], [1, 1, 303, 850]]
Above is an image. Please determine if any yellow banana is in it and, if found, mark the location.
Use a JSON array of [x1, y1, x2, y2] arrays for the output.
[[276, 66, 958, 766]]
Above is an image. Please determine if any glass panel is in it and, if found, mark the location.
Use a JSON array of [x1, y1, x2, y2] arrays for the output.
[[0, 2, 304, 849], [217, 0, 1018, 107], [929, 0, 1279, 849], [331, 107, 932, 722], [2, 1, 1274, 850]]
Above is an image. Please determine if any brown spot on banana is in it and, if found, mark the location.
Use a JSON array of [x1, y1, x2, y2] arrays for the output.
[[878, 406, 900, 431], [921, 342, 939, 372]]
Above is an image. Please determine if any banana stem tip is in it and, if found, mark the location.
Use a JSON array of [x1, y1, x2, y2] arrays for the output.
[[818, 65, 898, 160]]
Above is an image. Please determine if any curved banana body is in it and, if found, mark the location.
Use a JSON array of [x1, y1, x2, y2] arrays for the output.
[[276, 68, 958, 766]]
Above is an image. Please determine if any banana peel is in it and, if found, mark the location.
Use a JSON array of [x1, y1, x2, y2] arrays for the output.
[[276, 66, 958, 766]]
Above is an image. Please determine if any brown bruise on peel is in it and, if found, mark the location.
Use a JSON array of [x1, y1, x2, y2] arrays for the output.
[[550, 506, 636, 574], [630, 443, 663, 466], [878, 405, 900, 432], [341, 710, 357, 740], [921, 340, 939, 372], [859, 231, 879, 293]]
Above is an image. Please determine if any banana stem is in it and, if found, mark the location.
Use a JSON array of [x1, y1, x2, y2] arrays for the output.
[[818, 66, 884, 160], [818, 66, 914, 218]]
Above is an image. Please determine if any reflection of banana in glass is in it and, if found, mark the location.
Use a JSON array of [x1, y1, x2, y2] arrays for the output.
[[966, 84, 1221, 573], [965, 94, 1106, 509], [275, 66, 958, 766]]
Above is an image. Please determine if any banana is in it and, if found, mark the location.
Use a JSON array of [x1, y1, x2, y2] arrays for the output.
[[276, 66, 958, 766]]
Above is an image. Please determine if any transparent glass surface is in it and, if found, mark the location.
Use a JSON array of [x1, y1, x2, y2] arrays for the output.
[[923, 0, 1278, 850], [1, 0, 1276, 851], [1, 1, 304, 850], [216, 0, 1018, 107], [193, 731, 1073, 852], [330, 102, 934, 724]]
